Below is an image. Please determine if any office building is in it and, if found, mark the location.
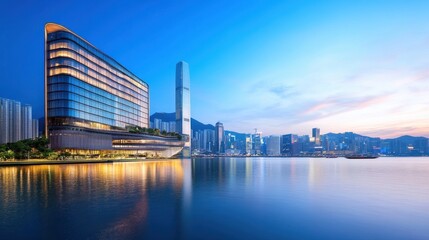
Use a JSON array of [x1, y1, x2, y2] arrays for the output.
[[252, 129, 262, 155], [21, 104, 33, 140], [169, 121, 176, 133], [245, 135, 252, 155], [203, 129, 215, 152], [215, 122, 224, 153], [153, 118, 162, 130], [175, 61, 191, 156], [281, 134, 298, 156], [45, 23, 183, 157], [161, 122, 169, 132], [32, 119, 39, 138], [266, 135, 280, 156], [312, 128, 320, 145]]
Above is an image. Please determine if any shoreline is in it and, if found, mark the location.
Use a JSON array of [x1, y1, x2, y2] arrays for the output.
[[1, 155, 426, 167], [0, 158, 172, 167]]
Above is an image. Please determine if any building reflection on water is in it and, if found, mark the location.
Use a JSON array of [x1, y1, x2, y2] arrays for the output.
[[0, 160, 192, 239], [1, 158, 429, 239]]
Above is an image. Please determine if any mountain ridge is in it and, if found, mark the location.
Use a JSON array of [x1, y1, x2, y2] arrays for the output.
[[151, 112, 428, 141]]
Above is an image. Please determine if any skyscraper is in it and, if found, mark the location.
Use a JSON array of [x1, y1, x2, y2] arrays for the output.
[[245, 135, 252, 155], [215, 122, 224, 154], [169, 121, 176, 133], [281, 134, 298, 156], [0, 98, 35, 144], [252, 129, 262, 155], [21, 104, 33, 140], [0, 98, 12, 144], [203, 129, 215, 152], [154, 118, 162, 130], [175, 61, 191, 156], [312, 128, 321, 145], [266, 135, 281, 156], [32, 119, 39, 139]]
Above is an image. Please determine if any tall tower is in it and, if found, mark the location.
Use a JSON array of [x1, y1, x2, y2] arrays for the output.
[[0, 98, 23, 144], [312, 128, 320, 145], [215, 122, 224, 154], [176, 61, 191, 157], [21, 104, 33, 140]]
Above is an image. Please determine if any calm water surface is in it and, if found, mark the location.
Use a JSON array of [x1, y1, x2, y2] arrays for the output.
[[1, 157, 429, 240]]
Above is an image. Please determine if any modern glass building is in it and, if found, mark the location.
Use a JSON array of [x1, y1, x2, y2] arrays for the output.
[[175, 61, 191, 156], [45, 23, 183, 157], [312, 128, 321, 145], [215, 122, 224, 154], [21, 105, 32, 140]]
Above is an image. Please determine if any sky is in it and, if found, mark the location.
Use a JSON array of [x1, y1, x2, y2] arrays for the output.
[[0, 0, 428, 138]]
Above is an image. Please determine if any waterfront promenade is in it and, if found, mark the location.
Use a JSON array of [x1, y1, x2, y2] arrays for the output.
[[0, 158, 167, 167]]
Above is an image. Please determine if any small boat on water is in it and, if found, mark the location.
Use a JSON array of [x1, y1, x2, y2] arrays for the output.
[[325, 155, 338, 158], [345, 155, 379, 159]]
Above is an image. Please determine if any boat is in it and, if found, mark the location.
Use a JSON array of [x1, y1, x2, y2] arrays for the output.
[[325, 155, 338, 158], [345, 154, 379, 159]]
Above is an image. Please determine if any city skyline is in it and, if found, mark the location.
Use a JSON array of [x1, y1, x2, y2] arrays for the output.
[[151, 112, 429, 156], [1, 1, 428, 138]]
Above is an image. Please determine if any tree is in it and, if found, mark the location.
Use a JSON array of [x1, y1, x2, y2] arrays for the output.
[[0, 137, 51, 160]]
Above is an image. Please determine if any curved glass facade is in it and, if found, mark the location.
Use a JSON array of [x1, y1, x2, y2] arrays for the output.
[[45, 23, 149, 132], [44, 23, 183, 156]]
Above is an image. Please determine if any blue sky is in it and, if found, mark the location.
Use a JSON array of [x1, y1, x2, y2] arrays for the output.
[[0, 0, 428, 138]]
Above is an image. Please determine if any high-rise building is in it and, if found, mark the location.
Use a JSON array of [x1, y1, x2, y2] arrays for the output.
[[1, 98, 11, 144], [203, 129, 215, 152], [312, 128, 321, 145], [21, 105, 33, 140], [281, 134, 298, 156], [32, 119, 39, 138], [0, 98, 37, 144], [161, 122, 169, 132], [169, 121, 176, 133], [0, 98, 10, 144], [10, 100, 21, 143], [298, 135, 311, 153], [153, 118, 162, 130], [252, 129, 262, 155], [266, 135, 280, 156], [175, 61, 191, 156], [215, 122, 224, 153], [45, 23, 183, 157], [245, 135, 252, 155]]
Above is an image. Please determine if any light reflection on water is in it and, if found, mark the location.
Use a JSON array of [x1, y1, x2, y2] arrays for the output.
[[0, 157, 429, 239]]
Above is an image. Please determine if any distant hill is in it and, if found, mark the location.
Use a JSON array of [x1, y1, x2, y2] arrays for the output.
[[325, 132, 427, 141], [150, 112, 175, 122], [388, 135, 428, 141], [151, 113, 427, 142], [150, 112, 215, 132]]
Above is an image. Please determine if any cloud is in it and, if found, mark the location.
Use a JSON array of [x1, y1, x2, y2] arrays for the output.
[[269, 85, 297, 98], [293, 93, 392, 123], [359, 126, 429, 139], [199, 31, 429, 138]]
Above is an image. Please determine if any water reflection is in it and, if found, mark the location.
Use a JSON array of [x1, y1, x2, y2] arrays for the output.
[[0, 160, 190, 239], [1, 158, 429, 239]]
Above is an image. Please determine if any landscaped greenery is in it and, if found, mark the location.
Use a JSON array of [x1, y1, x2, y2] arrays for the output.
[[0, 128, 182, 161], [0, 137, 56, 160], [127, 126, 182, 140]]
